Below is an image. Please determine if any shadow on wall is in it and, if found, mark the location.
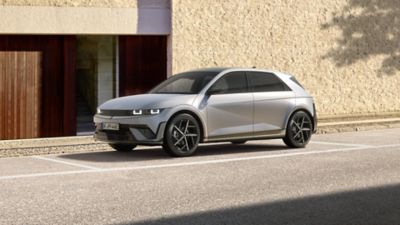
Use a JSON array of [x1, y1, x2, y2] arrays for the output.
[[322, 0, 400, 75], [116, 184, 400, 225]]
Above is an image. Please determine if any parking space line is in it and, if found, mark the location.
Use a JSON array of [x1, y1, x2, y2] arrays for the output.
[[1, 143, 399, 181], [32, 156, 101, 171], [310, 141, 371, 147]]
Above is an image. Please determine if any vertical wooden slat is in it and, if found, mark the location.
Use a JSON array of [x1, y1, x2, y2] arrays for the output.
[[24, 51, 30, 137], [0, 43, 4, 139], [14, 50, 20, 138], [62, 36, 77, 136], [6, 50, 11, 138], [31, 52, 42, 136], [3, 46, 7, 139], [14, 51, 19, 138], [11, 41, 16, 138], [15, 50, 20, 138]]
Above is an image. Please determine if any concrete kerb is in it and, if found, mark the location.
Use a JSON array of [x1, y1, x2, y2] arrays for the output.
[[317, 117, 400, 134], [1, 117, 400, 158]]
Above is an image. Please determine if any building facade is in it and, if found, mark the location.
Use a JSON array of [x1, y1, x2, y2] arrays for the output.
[[0, 0, 399, 139]]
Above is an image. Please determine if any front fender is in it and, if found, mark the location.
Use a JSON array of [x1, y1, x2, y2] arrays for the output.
[[164, 105, 208, 140]]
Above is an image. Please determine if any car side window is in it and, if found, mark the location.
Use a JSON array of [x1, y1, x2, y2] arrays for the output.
[[208, 72, 247, 94], [247, 72, 291, 92]]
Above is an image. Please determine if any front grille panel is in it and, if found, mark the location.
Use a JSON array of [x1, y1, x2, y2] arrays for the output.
[[100, 110, 132, 117], [95, 126, 134, 142]]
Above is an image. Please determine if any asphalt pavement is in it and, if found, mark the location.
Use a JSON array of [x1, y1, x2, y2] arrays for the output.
[[1, 128, 400, 225]]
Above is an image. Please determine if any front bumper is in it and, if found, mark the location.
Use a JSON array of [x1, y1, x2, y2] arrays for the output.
[[93, 114, 167, 145]]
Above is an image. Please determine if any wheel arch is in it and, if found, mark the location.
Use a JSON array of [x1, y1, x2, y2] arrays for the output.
[[166, 110, 206, 142], [285, 107, 315, 131]]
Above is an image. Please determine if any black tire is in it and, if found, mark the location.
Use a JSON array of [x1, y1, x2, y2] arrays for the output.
[[283, 111, 313, 148], [109, 143, 137, 152], [231, 141, 247, 144], [163, 114, 201, 157]]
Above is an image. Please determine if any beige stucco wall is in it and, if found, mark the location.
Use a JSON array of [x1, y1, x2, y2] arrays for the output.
[[0, 0, 170, 34], [171, 0, 400, 118], [0, 0, 169, 8]]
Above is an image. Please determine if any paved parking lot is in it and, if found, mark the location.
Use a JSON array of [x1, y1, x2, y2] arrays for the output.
[[1, 128, 400, 225]]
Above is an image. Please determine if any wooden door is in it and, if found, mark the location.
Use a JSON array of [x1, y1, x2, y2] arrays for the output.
[[119, 36, 167, 96], [0, 50, 42, 139], [0, 36, 76, 140]]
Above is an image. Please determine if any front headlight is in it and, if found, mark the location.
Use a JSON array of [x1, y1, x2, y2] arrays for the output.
[[132, 109, 163, 116], [133, 109, 142, 115], [150, 109, 160, 115], [97, 108, 101, 114]]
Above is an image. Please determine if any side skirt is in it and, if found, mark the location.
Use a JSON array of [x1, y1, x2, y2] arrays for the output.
[[203, 129, 286, 143]]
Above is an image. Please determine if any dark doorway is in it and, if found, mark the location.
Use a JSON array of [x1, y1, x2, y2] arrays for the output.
[[75, 35, 167, 135], [119, 36, 167, 96], [0, 35, 76, 140], [75, 36, 117, 135]]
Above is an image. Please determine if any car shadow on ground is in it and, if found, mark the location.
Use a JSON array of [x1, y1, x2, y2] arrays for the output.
[[58, 143, 289, 163], [116, 184, 400, 225]]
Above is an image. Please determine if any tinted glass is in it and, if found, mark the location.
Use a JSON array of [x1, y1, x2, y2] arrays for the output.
[[248, 72, 291, 92], [209, 72, 247, 94], [150, 71, 219, 94]]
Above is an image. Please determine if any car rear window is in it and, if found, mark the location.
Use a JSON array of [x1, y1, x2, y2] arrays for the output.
[[247, 72, 291, 92]]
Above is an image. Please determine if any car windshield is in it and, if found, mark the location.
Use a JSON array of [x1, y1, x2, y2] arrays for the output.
[[150, 71, 219, 94]]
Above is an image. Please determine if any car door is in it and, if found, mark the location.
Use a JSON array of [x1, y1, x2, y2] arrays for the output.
[[247, 71, 295, 136], [205, 71, 253, 140]]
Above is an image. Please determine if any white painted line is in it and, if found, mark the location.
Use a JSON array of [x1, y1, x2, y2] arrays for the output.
[[32, 156, 101, 171], [0, 170, 91, 180], [310, 141, 371, 147], [1, 143, 400, 181]]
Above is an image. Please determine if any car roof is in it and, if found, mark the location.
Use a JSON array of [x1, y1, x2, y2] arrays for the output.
[[190, 67, 231, 73], [189, 67, 292, 78]]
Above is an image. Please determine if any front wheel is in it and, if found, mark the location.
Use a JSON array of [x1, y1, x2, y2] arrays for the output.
[[283, 111, 313, 148], [163, 114, 201, 157], [109, 143, 137, 152]]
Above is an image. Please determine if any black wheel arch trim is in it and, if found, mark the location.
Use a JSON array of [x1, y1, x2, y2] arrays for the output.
[[285, 107, 316, 133], [166, 110, 205, 143]]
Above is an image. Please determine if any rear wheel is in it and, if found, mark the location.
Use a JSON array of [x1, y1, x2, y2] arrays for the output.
[[109, 143, 137, 152], [163, 114, 200, 157], [283, 111, 313, 148]]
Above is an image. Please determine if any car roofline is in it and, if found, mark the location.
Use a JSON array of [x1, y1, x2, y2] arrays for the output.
[[186, 67, 293, 77]]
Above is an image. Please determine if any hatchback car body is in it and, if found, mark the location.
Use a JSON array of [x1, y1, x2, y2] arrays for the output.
[[94, 68, 317, 156]]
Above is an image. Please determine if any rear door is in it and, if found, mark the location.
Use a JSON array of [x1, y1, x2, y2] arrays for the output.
[[247, 71, 295, 135], [205, 72, 253, 140]]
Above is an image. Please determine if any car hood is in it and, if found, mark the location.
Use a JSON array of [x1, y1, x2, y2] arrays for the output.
[[99, 94, 197, 110]]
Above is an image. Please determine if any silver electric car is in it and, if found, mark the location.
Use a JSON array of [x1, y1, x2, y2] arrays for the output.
[[94, 68, 317, 157]]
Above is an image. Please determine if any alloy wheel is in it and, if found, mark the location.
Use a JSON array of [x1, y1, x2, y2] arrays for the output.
[[283, 111, 313, 148], [171, 119, 199, 151], [164, 114, 200, 156]]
